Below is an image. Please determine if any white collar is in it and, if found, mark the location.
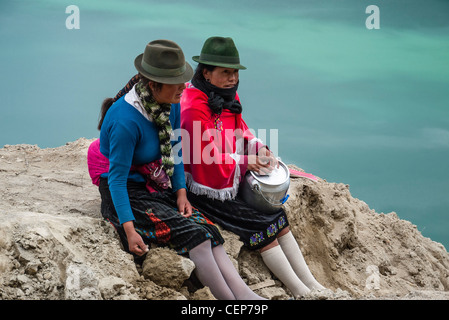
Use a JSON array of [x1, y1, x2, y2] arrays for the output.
[[124, 85, 152, 121]]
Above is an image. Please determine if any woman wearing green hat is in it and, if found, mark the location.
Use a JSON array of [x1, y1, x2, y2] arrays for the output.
[[87, 39, 263, 300], [181, 36, 326, 298]]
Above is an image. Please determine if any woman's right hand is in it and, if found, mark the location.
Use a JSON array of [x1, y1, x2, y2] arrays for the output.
[[247, 155, 274, 175], [123, 221, 149, 256]]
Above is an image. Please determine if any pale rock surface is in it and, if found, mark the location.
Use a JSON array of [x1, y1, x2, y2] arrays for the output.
[[0, 138, 448, 300], [142, 247, 195, 291]]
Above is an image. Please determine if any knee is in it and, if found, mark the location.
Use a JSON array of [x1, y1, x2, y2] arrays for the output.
[[277, 226, 290, 238], [259, 239, 279, 253]]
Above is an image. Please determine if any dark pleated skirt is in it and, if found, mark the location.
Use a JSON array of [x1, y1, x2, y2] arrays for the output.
[[187, 191, 289, 251], [99, 178, 224, 256]]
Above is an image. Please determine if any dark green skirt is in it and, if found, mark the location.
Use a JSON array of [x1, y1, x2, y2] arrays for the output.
[[99, 178, 224, 256], [187, 191, 289, 250]]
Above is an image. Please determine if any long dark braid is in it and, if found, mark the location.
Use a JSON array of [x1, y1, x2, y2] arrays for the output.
[[97, 74, 140, 130]]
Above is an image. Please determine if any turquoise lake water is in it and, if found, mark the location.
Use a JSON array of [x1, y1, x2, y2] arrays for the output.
[[1, 0, 448, 249]]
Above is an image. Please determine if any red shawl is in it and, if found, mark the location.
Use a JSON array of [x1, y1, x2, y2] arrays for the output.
[[180, 83, 264, 200]]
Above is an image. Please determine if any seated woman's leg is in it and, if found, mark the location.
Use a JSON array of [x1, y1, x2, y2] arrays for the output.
[[260, 237, 311, 298], [189, 240, 236, 300], [211, 244, 265, 300], [277, 230, 325, 290]]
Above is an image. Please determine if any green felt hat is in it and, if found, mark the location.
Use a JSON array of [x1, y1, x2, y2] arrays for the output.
[[192, 37, 246, 70], [134, 39, 193, 84]]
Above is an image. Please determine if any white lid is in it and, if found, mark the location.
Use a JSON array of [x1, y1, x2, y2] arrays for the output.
[[251, 161, 289, 185]]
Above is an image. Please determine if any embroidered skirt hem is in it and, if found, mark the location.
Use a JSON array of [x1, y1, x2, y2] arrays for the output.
[[99, 178, 224, 256], [187, 191, 289, 250]]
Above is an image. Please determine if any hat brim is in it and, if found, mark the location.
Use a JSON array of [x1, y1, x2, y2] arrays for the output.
[[192, 56, 247, 70], [134, 54, 194, 84]]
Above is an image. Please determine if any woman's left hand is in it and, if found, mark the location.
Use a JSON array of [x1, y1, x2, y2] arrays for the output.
[[176, 188, 192, 218]]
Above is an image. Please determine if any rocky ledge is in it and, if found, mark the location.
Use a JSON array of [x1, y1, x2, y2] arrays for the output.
[[0, 138, 448, 300]]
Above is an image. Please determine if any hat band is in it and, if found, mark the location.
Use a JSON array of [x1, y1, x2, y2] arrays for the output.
[[199, 53, 240, 64], [141, 59, 186, 77]]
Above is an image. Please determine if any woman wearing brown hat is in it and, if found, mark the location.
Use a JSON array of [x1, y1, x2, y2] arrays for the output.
[[180, 36, 326, 298], [87, 40, 263, 300]]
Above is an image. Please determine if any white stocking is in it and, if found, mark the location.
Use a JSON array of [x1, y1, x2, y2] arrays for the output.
[[261, 245, 310, 298], [189, 240, 235, 300], [278, 231, 325, 290], [212, 245, 266, 300]]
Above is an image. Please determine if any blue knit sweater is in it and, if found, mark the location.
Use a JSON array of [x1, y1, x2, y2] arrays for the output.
[[99, 91, 186, 224]]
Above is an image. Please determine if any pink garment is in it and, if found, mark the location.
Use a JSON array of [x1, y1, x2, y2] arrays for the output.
[[87, 139, 170, 192], [87, 139, 109, 186], [288, 168, 318, 181]]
